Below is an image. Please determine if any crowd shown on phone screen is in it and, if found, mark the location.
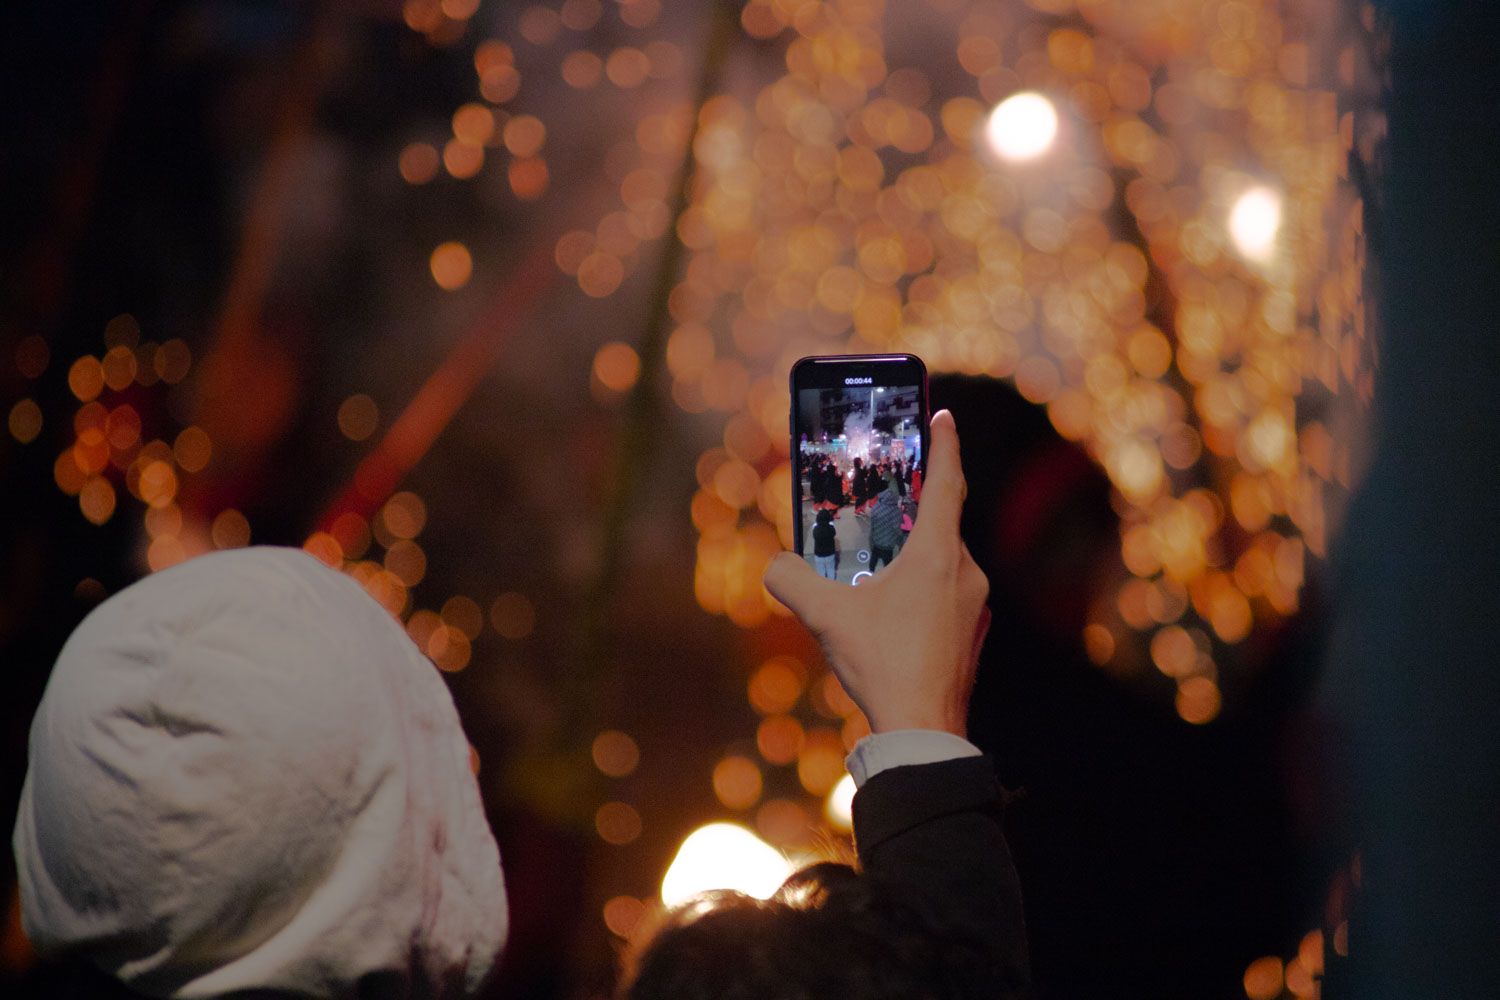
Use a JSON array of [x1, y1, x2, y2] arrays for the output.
[[800, 449, 923, 580]]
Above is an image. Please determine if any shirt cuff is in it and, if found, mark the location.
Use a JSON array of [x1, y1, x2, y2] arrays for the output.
[[845, 729, 983, 787]]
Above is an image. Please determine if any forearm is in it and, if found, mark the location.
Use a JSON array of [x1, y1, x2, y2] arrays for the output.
[[852, 755, 1032, 999]]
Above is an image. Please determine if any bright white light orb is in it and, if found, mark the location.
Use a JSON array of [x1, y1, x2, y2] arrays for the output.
[[660, 822, 793, 907], [1228, 186, 1282, 262], [985, 92, 1058, 161], [824, 772, 856, 832]]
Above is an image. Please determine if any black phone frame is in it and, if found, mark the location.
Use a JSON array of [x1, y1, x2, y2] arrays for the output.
[[788, 353, 930, 559]]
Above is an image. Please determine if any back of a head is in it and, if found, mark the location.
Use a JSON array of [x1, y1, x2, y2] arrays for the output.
[[13, 547, 507, 998], [622, 865, 959, 1000]]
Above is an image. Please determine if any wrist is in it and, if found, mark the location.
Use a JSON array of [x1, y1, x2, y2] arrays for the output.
[[866, 706, 968, 738]]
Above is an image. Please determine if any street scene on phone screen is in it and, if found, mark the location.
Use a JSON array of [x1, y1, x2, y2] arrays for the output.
[[797, 384, 922, 585]]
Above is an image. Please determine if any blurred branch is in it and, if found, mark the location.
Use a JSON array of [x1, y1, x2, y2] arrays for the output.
[[512, 0, 743, 825]]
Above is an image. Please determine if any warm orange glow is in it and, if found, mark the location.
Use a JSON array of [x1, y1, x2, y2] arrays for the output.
[[326, 511, 368, 560], [595, 801, 643, 845], [173, 426, 212, 473], [105, 405, 141, 452], [561, 50, 603, 89], [381, 491, 428, 540], [426, 623, 471, 672], [592, 341, 641, 393], [740, 0, 786, 39], [406, 609, 442, 648], [755, 798, 808, 846], [1176, 676, 1222, 725], [143, 502, 181, 540], [1082, 623, 1115, 665], [440, 595, 484, 640], [101, 345, 138, 390], [472, 39, 512, 76], [712, 755, 763, 811], [618, 0, 659, 29], [1150, 625, 1198, 678], [451, 103, 495, 146], [553, 230, 595, 275], [138, 460, 178, 509], [502, 115, 546, 158], [480, 64, 521, 104], [146, 535, 188, 572], [430, 241, 474, 290], [78, 477, 116, 526], [68, 356, 104, 402], [756, 715, 805, 766], [576, 251, 624, 298], [303, 531, 343, 567], [489, 591, 536, 639], [1298, 929, 1325, 976], [8, 399, 42, 444], [1242, 955, 1284, 1000], [747, 656, 804, 715], [442, 140, 484, 179], [518, 5, 561, 45], [605, 47, 651, 88], [592, 730, 640, 778], [602, 895, 645, 939], [210, 509, 251, 549], [337, 394, 380, 441], [153, 340, 191, 384], [384, 539, 427, 587], [398, 142, 440, 185], [508, 157, 550, 200], [439, 0, 478, 21], [796, 729, 846, 796], [712, 459, 759, 510], [559, 0, 602, 32]]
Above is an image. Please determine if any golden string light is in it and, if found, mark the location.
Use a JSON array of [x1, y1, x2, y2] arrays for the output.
[[571, 0, 1369, 737]]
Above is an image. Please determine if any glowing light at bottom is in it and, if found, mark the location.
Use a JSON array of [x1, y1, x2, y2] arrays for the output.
[[660, 822, 793, 907], [824, 772, 856, 832]]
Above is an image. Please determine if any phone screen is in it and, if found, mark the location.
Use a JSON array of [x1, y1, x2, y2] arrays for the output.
[[790, 354, 929, 586]]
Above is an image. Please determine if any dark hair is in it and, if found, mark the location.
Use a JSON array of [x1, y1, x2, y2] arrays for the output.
[[620, 863, 990, 1000], [816, 509, 833, 525]]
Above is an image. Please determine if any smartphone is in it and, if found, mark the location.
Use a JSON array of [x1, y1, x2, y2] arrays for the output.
[[790, 354, 929, 586]]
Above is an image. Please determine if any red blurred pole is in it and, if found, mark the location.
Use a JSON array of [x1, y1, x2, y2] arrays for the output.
[[316, 239, 559, 529]]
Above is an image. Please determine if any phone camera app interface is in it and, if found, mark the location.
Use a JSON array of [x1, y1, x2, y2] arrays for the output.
[[797, 383, 922, 585]]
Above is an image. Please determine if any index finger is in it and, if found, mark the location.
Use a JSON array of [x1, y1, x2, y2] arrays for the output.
[[907, 408, 966, 547]]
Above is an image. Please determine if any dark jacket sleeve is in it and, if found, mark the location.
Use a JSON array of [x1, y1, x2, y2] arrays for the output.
[[852, 755, 1032, 998]]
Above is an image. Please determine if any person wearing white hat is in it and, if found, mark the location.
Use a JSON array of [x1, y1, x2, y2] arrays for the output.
[[12, 546, 507, 998]]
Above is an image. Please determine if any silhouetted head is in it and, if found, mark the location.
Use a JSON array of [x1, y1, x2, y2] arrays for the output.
[[621, 863, 991, 1000], [929, 374, 1115, 640]]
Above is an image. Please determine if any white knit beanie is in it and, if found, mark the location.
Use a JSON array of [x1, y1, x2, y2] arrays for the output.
[[13, 547, 508, 997]]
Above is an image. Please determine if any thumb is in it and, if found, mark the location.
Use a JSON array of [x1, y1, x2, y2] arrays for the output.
[[763, 551, 834, 629]]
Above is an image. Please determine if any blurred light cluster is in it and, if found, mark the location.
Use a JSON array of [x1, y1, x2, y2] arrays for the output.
[[700, 653, 867, 846], [23, 314, 253, 571], [1243, 927, 1330, 1000], [597, 0, 1374, 729], [303, 488, 539, 679]]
